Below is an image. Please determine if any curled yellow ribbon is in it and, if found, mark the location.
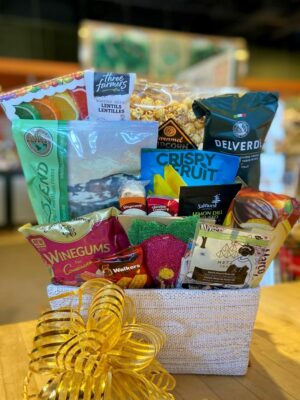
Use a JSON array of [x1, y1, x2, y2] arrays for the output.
[[24, 278, 176, 399]]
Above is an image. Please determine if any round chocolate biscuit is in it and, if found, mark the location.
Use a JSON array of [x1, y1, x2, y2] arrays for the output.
[[232, 197, 278, 227]]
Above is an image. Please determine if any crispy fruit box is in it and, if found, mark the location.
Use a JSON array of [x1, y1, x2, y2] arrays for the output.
[[0, 71, 88, 121]]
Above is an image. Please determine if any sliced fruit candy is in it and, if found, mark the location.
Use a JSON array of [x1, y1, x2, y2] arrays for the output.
[[153, 174, 177, 198], [30, 97, 61, 120], [69, 88, 88, 119], [15, 102, 40, 119], [51, 91, 79, 120]]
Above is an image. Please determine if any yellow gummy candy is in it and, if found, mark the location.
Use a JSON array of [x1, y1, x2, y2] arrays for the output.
[[153, 174, 177, 198], [164, 165, 187, 197]]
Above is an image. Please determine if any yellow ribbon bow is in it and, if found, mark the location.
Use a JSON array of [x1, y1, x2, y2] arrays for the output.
[[24, 279, 176, 399]]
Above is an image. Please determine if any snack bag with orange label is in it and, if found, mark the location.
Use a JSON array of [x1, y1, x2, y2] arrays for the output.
[[82, 245, 152, 289], [0, 71, 88, 121]]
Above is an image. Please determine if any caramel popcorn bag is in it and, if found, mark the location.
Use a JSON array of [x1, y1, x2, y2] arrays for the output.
[[130, 80, 205, 148]]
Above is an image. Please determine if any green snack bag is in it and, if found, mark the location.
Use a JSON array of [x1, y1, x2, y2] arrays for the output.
[[12, 120, 68, 224], [192, 92, 279, 189]]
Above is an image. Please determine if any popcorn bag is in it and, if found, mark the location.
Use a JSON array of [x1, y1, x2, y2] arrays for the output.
[[3, 71, 299, 386]]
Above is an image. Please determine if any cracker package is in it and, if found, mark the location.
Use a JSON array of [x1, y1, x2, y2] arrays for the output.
[[193, 92, 279, 188], [12, 119, 158, 224], [141, 149, 240, 198], [84, 71, 136, 120], [178, 183, 242, 224], [19, 208, 130, 286], [185, 222, 271, 288]]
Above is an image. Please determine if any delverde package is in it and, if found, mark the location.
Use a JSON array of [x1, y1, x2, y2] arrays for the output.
[[192, 92, 279, 189], [12, 119, 158, 224], [141, 149, 240, 198], [19, 208, 130, 286]]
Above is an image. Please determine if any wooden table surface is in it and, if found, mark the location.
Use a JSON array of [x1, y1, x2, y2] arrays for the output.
[[0, 282, 299, 400]]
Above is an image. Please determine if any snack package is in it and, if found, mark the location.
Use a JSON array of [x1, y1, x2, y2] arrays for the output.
[[0, 71, 88, 121], [185, 222, 271, 288], [141, 234, 187, 288], [141, 149, 240, 198], [157, 119, 197, 150], [19, 208, 130, 286], [147, 196, 179, 216], [81, 245, 152, 288], [12, 119, 158, 224], [224, 188, 300, 229], [193, 92, 279, 188], [130, 80, 204, 147], [224, 188, 300, 275], [84, 71, 136, 120], [178, 183, 242, 224], [119, 180, 146, 216]]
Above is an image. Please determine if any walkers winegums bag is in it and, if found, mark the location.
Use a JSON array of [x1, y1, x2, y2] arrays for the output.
[[19, 208, 130, 286], [192, 92, 279, 189]]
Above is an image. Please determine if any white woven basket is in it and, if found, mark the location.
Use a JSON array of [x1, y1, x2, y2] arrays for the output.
[[47, 284, 260, 375]]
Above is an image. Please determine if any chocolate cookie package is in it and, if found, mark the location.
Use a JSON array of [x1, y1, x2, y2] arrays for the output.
[[224, 188, 300, 274], [183, 222, 271, 289]]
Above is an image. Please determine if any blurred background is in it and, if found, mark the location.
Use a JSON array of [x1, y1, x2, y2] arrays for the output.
[[0, 0, 300, 323]]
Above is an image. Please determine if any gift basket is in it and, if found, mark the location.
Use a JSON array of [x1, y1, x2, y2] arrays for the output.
[[1, 70, 300, 397]]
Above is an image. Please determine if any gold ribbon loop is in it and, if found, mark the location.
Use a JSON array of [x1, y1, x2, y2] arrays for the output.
[[24, 279, 175, 400]]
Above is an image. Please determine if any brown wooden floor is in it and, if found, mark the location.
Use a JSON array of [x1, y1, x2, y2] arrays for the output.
[[0, 230, 49, 324]]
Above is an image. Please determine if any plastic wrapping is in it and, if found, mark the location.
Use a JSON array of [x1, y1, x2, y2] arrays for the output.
[[12, 119, 158, 224]]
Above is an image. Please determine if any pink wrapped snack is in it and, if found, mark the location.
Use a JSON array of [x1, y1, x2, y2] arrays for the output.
[[141, 234, 187, 288]]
